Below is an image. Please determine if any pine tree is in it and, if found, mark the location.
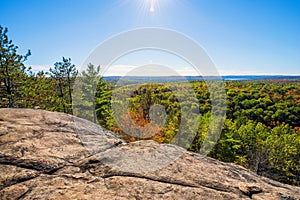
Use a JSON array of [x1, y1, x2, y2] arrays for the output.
[[48, 57, 77, 114], [0, 26, 31, 107], [72, 63, 98, 122]]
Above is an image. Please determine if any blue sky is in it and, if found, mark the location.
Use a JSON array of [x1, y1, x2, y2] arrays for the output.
[[1, 0, 299, 75]]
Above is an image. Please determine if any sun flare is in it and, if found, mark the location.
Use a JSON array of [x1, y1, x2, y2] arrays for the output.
[[150, 0, 155, 13], [131, 0, 173, 19]]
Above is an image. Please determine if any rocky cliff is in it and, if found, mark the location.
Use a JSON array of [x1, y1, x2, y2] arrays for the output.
[[0, 109, 299, 199]]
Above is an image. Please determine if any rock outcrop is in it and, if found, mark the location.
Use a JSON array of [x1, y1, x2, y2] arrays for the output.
[[0, 108, 299, 199]]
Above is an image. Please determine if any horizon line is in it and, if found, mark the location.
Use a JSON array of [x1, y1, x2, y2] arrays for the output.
[[102, 74, 300, 77]]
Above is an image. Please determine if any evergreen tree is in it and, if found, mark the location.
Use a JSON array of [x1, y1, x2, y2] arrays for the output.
[[48, 57, 77, 113], [0, 26, 31, 107], [73, 63, 105, 123], [22, 71, 62, 111]]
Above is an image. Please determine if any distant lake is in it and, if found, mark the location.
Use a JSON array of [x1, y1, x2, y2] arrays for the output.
[[221, 75, 300, 81], [104, 75, 300, 82]]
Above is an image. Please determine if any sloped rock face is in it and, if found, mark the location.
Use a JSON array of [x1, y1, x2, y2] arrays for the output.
[[0, 109, 299, 200]]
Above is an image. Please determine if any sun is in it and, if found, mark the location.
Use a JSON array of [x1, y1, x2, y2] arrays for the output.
[[143, 0, 159, 13], [131, 0, 173, 18], [150, 0, 155, 13]]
